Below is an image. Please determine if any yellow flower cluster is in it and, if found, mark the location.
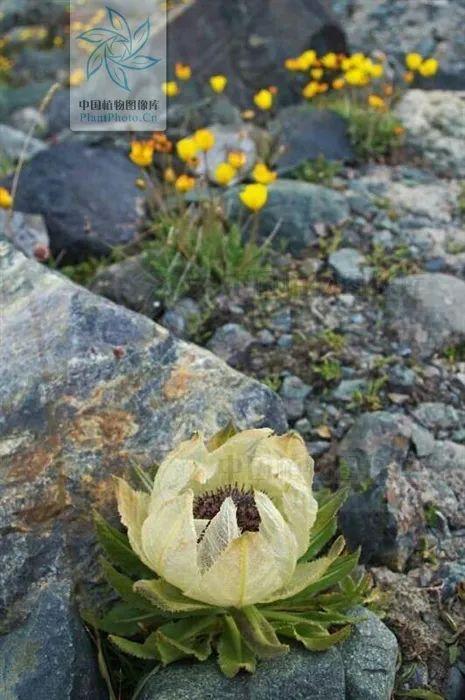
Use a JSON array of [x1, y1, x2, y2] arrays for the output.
[[0, 187, 12, 209], [405, 53, 439, 78], [285, 49, 384, 99]]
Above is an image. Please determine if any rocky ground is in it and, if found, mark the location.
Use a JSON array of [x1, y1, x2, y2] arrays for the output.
[[1, 1, 465, 699]]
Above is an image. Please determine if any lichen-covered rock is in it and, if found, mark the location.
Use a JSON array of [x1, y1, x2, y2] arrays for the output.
[[139, 610, 397, 700], [89, 254, 160, 317], [395, 91, 465, 177], [0, 240, 286, 692], [0, 209, 50, 260], [385, 273, 465, 358]]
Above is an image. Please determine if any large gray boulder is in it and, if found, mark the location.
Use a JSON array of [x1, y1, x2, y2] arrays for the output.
[[139, 610, 398, 700], [0, 240, 286, 695], [385, 273, 465, 358]]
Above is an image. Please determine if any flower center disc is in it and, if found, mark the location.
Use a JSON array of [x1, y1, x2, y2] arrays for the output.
[[193, 485, 261, 533]]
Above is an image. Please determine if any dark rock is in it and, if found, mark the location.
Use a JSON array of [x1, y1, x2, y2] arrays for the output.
[[385, 274, 465, 359], [0, 579, 106, 700], [279, 374, 311, 421], [140, 610, 397, 700], [165, 0, 346, 108], [340, 463, 424, 570], [272, 106, 354, 174], [207, 323, 255, 366], [13, 143, 145, 262], [89, 255, 160, 317], [329, 248, 373, 288], [411, 402, 463, 432], [445, 666, 465, 700], [0, 240, 286, 688], [338, 411, 412, 487], [0, 0, 68, 34]]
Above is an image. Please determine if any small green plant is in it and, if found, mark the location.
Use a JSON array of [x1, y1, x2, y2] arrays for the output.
[[318, 226, 343, 258], [367, 244, 418, 287], [314, 358, 343, 384], [457, 181, 465, 219], [144, 206, 272, 304], [291, 155, 341, 187], [330, 99, 404, 161], [443, 342, 465, 364], [59, 257, 106, 284], [319, 329, 346, 354], [351, 376, 387, 411]]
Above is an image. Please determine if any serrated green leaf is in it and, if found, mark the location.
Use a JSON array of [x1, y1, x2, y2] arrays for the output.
[[96, 602, 161, 636], [299, 550, 361, 599], [279, 622, 352, 651], [397, 690, 444, 700], [206, 422, 238, 451], [232, 606, 289, 660], [301, 488, 349, 561], [94, 512, 152, 578], [134, 578, 222, 615], [218, 615, 256, 678], [303, 518, 338, 561], [155, 616, 218, 665], [109, 634, 160, 660], [101, 559, 157, 611]]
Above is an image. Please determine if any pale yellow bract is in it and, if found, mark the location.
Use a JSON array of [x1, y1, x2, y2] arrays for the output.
[[116, 429, 318, 609]]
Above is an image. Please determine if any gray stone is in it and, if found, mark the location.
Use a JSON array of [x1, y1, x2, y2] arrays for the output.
[[0, 240, 286, 685], [161, 298, 202, 339], [411, 424, 435, 458], [194, 124, 256, 184], [395, 91, 465, 177], [412, 402, 463, 432], [89, 255, 160, 317], [140, 610, 397, 700], [329, 248, 373, 288], [0, 123, 46, 161], [229, 180, 349, 255], [9, 106, 48, 135], [0, 579, 106, 700], [13, 143, 145, 262], [279, 375, 311, 421], [385, 274, 465, 359], [0, 209, 50, 260], [0, 82, 54, 123], [332, 379, 368, 403], [339, 608, 398, 700], [207, 323, 255, 366], [338, 412, 412, 486], [272, 106, 354, 174]]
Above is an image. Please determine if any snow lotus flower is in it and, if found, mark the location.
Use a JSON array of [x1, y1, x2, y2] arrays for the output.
[[116, 428, 319, 609]]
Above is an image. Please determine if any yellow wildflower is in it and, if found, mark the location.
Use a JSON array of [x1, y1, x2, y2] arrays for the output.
[[164, 167, 177, 184], [53, 35, 64, 47], [332, 77, 345, 90], [228, 150, 247, 169], [368, 94, 386, 110], [405, 53, 423, 71], [345, 68, 369, 86], [129, 140, 154, 167], [311, 67, 323, 80], [239, 183, 268, 212], [252, 162, 277, 185], [176, 137, 198, 162], [215, 162, 237, 186], [302, 80, 320, 99], [194, 129, 216, 151], [318, 82, 329, 93], [175, 62, 192, 81], [69, 68, 85, 87], [284, 57, 300, 71], [367, 62, 384, 79], [210, 74, 227, 93], [175, 174, 196, 193], [321, 52, 338, 69], [297, 49, 317, 70], [0, 186, 12, 209], [254, 88, 273, 110], [419, 58, 439, 77], [162, 81, 180, 97], [404, 71, 414, 84]]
